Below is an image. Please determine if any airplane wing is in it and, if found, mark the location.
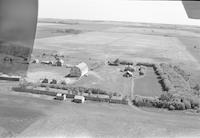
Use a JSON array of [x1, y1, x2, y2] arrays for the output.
[[0, 0, 38, 76], [182, 1, 200, 19]]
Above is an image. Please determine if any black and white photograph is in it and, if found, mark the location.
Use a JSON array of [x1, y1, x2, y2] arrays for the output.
[[0, 0, 200, 137]]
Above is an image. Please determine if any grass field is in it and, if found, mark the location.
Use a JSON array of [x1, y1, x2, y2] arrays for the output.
[[1, 85, 200, 138], [134, 67, 162, 97], [1, 19, 200, 137]]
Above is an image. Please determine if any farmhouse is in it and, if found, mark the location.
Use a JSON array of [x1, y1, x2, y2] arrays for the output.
[[69, 62, 88, 77]]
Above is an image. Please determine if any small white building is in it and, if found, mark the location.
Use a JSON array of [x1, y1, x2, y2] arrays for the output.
[[69, 62, 89, 77], [56, 93, 66, 100], [73, 95, 85, 103]]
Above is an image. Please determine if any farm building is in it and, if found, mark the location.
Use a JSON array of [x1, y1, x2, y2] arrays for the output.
[[55, 93, 66, 101], [123, 71, 133, 77], [32, 59, 39, 64], [0, 73, 21, 81], [69, 62, 89, 77], [41, 61, 53, 65], [73, 95, 85, 103], [55, 58, 64, 66]]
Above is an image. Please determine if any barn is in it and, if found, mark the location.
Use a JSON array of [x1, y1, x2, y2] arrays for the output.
[[69, 62, 88, 77]]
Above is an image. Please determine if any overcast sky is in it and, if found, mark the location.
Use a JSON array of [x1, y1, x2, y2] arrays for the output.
[[38, 0, 200, 26]]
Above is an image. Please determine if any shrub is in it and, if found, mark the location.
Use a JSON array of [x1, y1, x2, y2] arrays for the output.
[[156, 101, 164, 108], [142, 98, 154, 107], [60, 80, 67, 85], [159, 92, 173, 102], [124, 66, 135, 72], [169, 105, 175, 110], [133, 96, 144, 106], [156, 69, 164, 76], [160, 74, 168, 80], [173, 65, 190, 81], [133, 96, 159, 107], [42, 78, 48, 83], [50, 79, 57, 84], [161, 101, 170, 108], [182, 99, 191, 109], [120, 60, 133, 65], [173, 102, 185, 110], [162, 78, 172, 91], [188, 97, 200, 108]]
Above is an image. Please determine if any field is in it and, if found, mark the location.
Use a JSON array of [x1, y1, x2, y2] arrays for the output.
[[31, 19, 200, 96], [1, 80, 200, 138], [1, 19, 200, 137], [134, 67, 162, 97]]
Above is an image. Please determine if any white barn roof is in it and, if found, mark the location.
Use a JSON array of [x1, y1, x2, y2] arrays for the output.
[[70, 62, 89, 77]]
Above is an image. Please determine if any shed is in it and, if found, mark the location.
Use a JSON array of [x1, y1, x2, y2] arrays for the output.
[[56, 93, 66, 101], [32, 59, 39, 64], [41, 61, 53, 65], [73, 95, 85, 103], [69, 62, 88, 77], [55, 59, 64, 66]]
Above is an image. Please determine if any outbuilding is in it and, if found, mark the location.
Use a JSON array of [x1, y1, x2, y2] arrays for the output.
[[123, 71, 133, 77], [73, 95, 85, 103], [41, 61, 53, 65], [55, 93, 66, 101], [32, 59, 39, 64], [69, 62, 88, 77], [55, 59, 64, 66]]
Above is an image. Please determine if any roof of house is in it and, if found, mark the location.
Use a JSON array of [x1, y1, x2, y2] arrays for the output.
[[74, 95, 85, 100], [75, 62, 88, 70]]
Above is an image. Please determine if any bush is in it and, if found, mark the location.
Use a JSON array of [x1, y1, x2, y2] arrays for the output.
[[133, 96, 144, 106], [42, 78, 48, 83], [162, 78, 172, 91], [161, 101, 170, 108], [160, 74, 168, 80], [188, 97, 200, 108], [173, 65, 190, 81], [169, 105, 175, 110], [120, 60, 133, 65], [173, 102, 185, 110], [159, 92, 173, 102], [133, 96, 158, 107], [156, 69, 164, 76], [182, 99, 191, 109], [50, 79, 57, 84], [60, 80, 67, 85]]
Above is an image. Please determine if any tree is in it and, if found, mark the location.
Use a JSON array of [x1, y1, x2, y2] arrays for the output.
[[193, 84, 200, 96]]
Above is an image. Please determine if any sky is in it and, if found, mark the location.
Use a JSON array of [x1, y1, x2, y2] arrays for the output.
[[38, 0, 200, 26]]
